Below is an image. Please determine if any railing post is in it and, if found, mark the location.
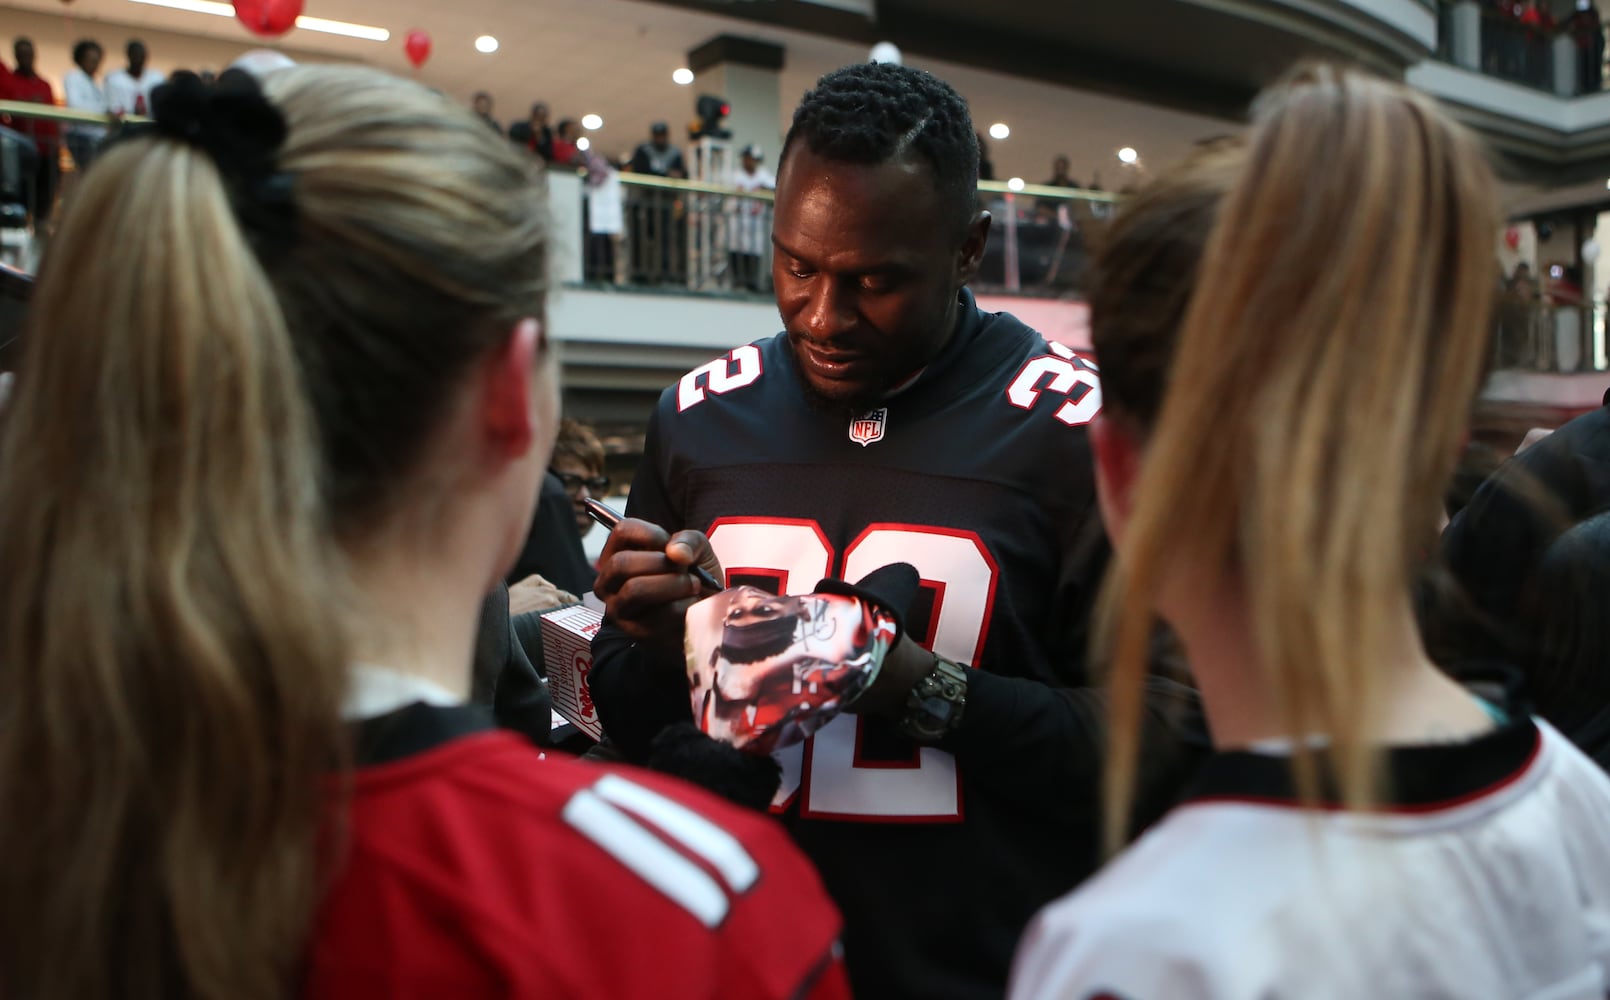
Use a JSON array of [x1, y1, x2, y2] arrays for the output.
[[1554, 31, 1579, 96], [1002, 192, 1021, 294], [1449, 0, 1482, 71]]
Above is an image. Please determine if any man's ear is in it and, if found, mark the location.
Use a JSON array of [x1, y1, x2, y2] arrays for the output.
[[1090, 413, 1142, 549], [956, 211, 992, 286], [481, 317, 541, 461]]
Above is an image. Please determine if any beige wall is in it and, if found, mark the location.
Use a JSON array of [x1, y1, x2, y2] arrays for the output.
[[0, 6, 349, 95]]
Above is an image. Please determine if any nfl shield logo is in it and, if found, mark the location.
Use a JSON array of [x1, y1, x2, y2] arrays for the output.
[[849, 408, 888, 447]]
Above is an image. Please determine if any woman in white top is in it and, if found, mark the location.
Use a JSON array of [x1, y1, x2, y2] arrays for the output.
[[62, 40, 108, 170], [1009, 64, 1610, 1000]]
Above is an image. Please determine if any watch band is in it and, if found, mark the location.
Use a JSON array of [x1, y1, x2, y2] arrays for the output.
[[899, 655, 968, 743]]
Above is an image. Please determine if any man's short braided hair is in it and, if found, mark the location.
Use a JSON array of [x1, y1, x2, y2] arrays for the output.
[[781, 62, 979, 235]]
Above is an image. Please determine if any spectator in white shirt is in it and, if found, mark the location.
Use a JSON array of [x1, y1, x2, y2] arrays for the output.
[[62, 40, 107, 171], [103, 40, 164, 117], [727, 144, 775, 292]]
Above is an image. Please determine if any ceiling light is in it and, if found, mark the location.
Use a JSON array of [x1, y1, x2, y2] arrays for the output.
[[475, 35, 499, 53], [581, 114, 603, 130], [1007, 177, 1025, 192], [989, 122, 1010, 140], [673, 68, 695, 86], [296, 14, 389, 40], [577, 137, 591, 151], [127, 0, 390, 40], [1117, 147, 1139, 164]]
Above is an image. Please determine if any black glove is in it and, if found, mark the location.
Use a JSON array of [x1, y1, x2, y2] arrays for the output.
[[813, 562, 920, 640], [646, 722, 783, 812]]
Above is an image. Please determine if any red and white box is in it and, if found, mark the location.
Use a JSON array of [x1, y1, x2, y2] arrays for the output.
[[541, 603, 605, 741]]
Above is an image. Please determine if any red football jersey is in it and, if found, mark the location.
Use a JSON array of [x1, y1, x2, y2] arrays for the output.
[[307, 713, 848, 999]]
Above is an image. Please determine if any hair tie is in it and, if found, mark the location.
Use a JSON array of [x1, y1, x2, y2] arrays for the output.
[[149, 69, 297, 258]]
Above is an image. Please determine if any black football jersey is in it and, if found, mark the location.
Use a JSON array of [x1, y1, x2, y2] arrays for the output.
[[592, 290, 1154, 999]]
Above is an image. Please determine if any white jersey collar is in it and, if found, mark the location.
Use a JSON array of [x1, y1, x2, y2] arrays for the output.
[[344, 664, 463, 722]]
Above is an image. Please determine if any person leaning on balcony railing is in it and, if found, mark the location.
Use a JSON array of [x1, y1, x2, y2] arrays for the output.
[[63, 39, 109, 172], [104, 39, 164, 118], [508, 101, 554, 162], [1, 38, 60, 229]]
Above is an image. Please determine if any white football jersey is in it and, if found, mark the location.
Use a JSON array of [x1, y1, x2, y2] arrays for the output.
[[1010, 719, 1610, 1000]]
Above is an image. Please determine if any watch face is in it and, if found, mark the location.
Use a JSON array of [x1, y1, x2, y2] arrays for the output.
[[684, 586, 900, 753]]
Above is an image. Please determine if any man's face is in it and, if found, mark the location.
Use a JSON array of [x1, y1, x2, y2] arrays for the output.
[[474, 94, 492, 116], [14, 42, 34, 74], [1054, 156, 1070, 177], [129, 44, 147, 72], [651, 128, 670, 150], [742, 152, 759, 174], [82, 47, 103, 75], [532, 103, 548, 125], [771, 145, 986, 415]]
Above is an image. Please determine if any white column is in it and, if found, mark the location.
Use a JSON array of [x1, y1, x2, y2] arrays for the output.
[[687, 36, 786, 181]]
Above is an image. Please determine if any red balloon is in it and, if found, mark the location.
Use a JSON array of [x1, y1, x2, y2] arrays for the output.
[[404, 30, 432, 69], [1505, 226, 1522, 251], [233, 0, 302, 37]]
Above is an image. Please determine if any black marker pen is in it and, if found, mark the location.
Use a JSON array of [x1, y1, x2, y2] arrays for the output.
[[583, 497, 724, 594]]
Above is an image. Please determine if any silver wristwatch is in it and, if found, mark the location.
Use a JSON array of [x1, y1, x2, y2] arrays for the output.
[[899, 655, 968, 743]]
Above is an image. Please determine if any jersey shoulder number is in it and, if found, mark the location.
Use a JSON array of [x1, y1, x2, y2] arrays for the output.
[[678, 344, 766, 413], [1005, 341, 1102, 428]]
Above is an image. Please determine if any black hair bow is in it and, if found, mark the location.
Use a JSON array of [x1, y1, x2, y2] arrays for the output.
[[149, 68, 297, 257]]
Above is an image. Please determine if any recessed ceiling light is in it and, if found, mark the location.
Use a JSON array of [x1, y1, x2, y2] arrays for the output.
[[126, 0, 390, 40], [989, 122, 1010, 140], [475, 35, 499, 53], [581, 114, 603, 130], [673, 68, 695, 86], [1007, 177, 1025, 192], [577, 137, 591, 151], [1118, 147, 1139, 164]]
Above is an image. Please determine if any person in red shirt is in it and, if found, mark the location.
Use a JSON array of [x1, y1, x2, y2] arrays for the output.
[[0, 66, 847, 1000], [550, 117, 583, 167], [3, 38, 60, 227]]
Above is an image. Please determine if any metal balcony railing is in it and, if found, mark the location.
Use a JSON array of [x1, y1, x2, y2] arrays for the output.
[[1436, 0, 1607, 96], [581, 172, 1120, 298], [1493, 297, 1610, 374], [3, 100, 1603, 378]]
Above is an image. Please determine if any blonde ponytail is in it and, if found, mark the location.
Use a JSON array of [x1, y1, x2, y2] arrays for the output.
[[1098, 65, 1500, 852], [0, 64, 550, 999], [0, 137, 348, 998]]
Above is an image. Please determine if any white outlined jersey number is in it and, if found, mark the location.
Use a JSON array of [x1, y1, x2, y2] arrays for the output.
[[1007, 345, 1101, 426], [678, 345, 764, 412], [706, 519, 998, 822]]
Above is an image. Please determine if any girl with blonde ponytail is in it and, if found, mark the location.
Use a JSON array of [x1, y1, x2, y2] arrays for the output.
[[1010, 65, 1610, 999], [0, 67, 847, 1000]]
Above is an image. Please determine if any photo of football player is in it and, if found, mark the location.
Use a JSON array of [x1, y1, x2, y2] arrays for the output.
[[686, 587, 895, 753]]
